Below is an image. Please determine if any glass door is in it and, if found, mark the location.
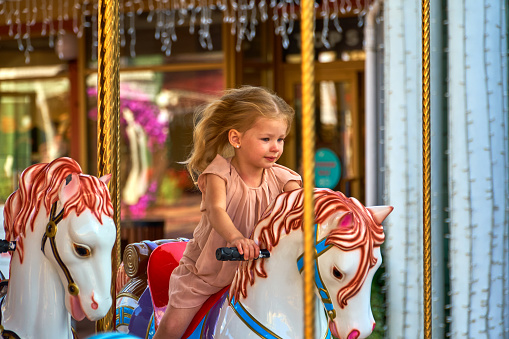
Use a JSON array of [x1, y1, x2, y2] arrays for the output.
[[0, 92, 35, 201], [0, 77, 73, 203], [282, 64, 364, 200]]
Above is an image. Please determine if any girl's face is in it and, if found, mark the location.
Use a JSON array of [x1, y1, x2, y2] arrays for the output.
[[236, 116, 288, 170]]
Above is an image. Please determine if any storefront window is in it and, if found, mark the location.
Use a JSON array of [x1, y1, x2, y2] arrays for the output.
[[293, 79, 358, 197], [86, 69, 223, 225], [0, 78, 71, 203]]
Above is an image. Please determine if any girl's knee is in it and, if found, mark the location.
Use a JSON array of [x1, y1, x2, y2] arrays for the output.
[[162, 306, 197, 333]]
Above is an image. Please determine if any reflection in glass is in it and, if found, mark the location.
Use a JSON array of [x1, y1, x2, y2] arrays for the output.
[[86, 69, 223, 219], [294, 80, 356, 195], [0, 79, 71, 202]]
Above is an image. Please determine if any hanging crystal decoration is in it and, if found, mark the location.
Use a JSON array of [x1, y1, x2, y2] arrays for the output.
[[0, 0, 373, 63]]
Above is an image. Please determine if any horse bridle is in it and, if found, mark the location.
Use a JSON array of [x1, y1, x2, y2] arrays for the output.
[[297, 223, 337, 321], [229, 293, 333, 339], [40, 201, 80, 297]]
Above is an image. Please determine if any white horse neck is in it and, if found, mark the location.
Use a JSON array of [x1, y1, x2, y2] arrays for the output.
[[226, 229, 329, 339], [237, 230, 306, 338], [2, 208, 73, 339]]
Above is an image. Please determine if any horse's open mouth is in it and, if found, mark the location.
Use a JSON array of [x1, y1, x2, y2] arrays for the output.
[[329, 320, 340, 338], [70, 295, 86, 321], [329, 321, 361, 339]]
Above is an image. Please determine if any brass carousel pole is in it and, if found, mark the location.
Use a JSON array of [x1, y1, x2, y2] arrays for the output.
[[300, 0, 315, 336], [96, 0, 120, 332], [422, 0, 432, 338]]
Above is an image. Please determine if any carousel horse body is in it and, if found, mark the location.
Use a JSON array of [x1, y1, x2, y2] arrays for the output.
[[1, 158, 116, 339], [117, 188, 392, 339]]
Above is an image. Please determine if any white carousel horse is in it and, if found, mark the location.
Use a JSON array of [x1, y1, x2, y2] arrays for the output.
[[117, 188, 392, 339], [1, 157, 117, 339]]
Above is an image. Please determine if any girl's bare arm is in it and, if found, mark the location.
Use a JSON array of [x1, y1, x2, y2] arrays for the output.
[[203, 174, 260, 260], [283, 180, 301, 192]]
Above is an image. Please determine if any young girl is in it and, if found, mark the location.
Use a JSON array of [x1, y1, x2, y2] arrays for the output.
[[153, 86, 302, 339]]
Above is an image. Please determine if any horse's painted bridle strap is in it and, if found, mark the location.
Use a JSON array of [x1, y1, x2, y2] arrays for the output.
[[230, 295, 282, 339], [230, 295, 333, 339], [41, 202, 64, 252], [297, 224, 336, 320], [41, 202, 80, 296], [322, 325, 332, 339]]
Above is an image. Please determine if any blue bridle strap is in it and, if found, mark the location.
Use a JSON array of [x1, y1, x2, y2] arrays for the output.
[[323, 326, 332, 339], [230, 295, 282, 339], [230, 295, 333, 339], [227, 223, 336, 338], [296, 224, 337, 320]]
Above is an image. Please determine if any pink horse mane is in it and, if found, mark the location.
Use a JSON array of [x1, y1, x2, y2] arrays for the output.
[[230, 188, 385, 308], [3, 157, 114, 264]]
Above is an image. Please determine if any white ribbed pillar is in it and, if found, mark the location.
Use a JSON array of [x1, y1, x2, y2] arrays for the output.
[[447, 0, 508, 337], [383, 1, 423, 338], [429, 0, 446, 335]]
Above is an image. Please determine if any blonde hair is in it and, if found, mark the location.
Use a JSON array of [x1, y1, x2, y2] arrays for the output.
[[184, 86, 294, 184]]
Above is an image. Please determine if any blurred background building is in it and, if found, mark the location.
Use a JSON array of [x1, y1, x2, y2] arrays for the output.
[[0, 0, 507, 338]]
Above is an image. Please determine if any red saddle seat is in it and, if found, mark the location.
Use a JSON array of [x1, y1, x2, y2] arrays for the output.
[[147, 241, 187, 310], [147, 241, 230, 338]]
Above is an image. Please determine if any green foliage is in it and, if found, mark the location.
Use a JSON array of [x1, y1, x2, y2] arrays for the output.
[[0, 179, 14, 203], [157, 174, 182, 204], [370, 266, 386, 338]]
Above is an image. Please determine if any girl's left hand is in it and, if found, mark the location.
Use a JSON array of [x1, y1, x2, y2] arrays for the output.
[[230, 237, 260, 261]]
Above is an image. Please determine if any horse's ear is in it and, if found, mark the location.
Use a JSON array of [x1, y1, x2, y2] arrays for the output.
[[99, 174, 112, 186], [367, 206, 394, 225], [59, 173, 80, 204]]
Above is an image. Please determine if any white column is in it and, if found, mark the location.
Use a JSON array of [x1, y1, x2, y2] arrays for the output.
[[447, 0, 509, 337], [364, 0, 383, 207], [430, 0, 446, 336], [383, 1, 423, 338]]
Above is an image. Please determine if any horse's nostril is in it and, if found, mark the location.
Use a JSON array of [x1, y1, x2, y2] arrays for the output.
[[372, 322, 376, 331], [347, 330, 360, 339], [91, 293, 99, 310]]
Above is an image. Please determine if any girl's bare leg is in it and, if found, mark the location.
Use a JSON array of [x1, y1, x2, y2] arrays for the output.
[[153, 304, 201, 339]]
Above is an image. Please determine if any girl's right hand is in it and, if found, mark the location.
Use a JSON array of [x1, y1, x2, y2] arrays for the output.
[[230, 237, 260, 260]]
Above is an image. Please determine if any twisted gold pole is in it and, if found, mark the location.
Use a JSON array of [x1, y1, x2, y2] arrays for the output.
[[422, 0, 432, 338], [300, 0, 315, 337], [96, 0, 120, 332]]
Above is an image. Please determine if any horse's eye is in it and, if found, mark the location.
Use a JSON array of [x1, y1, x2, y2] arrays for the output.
[[332, 267, 343, 280], [73, 243, 91, 257]]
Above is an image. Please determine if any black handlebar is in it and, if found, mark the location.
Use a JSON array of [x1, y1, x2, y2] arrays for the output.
[[0, 240, 16, 253], [216, 247, 270, 261]]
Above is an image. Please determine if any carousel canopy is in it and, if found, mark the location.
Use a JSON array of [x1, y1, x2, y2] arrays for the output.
[[0, 0, 374, 63]]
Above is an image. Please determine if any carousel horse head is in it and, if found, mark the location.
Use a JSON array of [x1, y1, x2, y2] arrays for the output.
[[3, 157, 116, 323], [232, 188, 392, 339]]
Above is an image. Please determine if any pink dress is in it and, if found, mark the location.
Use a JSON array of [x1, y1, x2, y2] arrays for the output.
[[168, 154, 302, 308]]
